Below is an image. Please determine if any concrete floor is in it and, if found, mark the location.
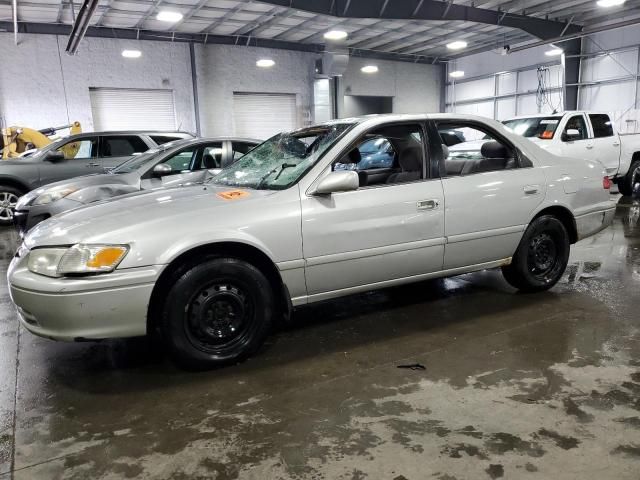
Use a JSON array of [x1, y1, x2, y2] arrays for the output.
[[0, 196, 639, 480]]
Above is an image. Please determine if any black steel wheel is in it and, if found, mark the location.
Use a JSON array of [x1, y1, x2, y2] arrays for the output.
[[502, 215, 570, 292], [618, 159, 640, 197], [162, 257, 274, 369]]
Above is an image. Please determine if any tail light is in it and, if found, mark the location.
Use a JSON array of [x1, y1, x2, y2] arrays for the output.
[[603, 176, 612, 190]]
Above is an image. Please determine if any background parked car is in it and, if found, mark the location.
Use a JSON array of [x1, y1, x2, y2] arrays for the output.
[[0, 130, 194, 225], [13, 137, 259, 234]]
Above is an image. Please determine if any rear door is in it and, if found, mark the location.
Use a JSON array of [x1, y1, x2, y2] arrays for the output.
[[100, 135, 151, 170], [587, 114, 620, 176], [432, 119, 546, 269], [37, 136, 101, 186]]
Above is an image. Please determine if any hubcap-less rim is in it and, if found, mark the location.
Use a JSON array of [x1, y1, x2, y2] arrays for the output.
[[527, 232, 558, 281], [184, 282, 254, 354], [0, 192, 18, 221]]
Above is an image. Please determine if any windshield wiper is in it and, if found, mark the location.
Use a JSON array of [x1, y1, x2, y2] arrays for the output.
[[256, 163, 297, 189]]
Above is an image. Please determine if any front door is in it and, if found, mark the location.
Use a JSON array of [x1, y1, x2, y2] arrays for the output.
[[301, 123, 445, 297], [434, 120, 547, 269], [37, 136, 101, 186]]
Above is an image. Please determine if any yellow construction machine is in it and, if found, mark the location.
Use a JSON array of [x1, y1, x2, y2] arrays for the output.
[[1, 121, 82, 159]]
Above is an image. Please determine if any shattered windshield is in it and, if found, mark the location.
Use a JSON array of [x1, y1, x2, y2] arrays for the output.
[[210, 124, 353, 190]]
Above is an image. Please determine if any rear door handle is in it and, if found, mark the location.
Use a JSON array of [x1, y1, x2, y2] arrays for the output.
[[524, 185, 540, 195], [586, 145, 594, 149], [613, 142, 620, 147], [417, 199, 439, 210], [87, 162, 100, 167]]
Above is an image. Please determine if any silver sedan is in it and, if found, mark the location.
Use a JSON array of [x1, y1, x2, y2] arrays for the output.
[[8, 114, 616, 369]]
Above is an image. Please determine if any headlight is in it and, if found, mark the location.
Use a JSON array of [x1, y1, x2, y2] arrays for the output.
[[32, 187, 78, 206], [27, 244, 129, 277]]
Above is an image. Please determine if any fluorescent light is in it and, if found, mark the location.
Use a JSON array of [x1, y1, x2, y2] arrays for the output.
[[121, 49, 141, 58], [156, 10, 183, 22], [449, 70, 464, 78], [324, 30, 348, 40], [597, 0, 625, 6], [256, 58, 275, 68], [446, 40, 468, 50], [361, 65, 378, 73], [545, 48, 564, 56]]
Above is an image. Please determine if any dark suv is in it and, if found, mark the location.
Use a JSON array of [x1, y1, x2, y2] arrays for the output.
[[0, 131, 193, 225]]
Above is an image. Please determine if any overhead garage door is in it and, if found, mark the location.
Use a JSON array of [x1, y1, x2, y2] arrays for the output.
[[90, 88, 177, 131], [233, 93, 297, 140]]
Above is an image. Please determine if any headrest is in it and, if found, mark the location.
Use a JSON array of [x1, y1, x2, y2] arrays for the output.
[[481, 141, 510, 160], [399, 146, 422, 171], [441, 144, 449, 159]]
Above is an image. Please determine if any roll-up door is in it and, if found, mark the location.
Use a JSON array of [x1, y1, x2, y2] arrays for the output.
[[233, 93, 297, 140], [90, 88, 177, 131]]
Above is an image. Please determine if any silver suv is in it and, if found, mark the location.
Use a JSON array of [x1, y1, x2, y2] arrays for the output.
[[0, 131, 193, 225]]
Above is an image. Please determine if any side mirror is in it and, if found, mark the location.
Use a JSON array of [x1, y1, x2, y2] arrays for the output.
[[562, 129, 581, 142], [313, 171, 359, 195], [153, 163, 173, 177], [45, 151, 65, 162]]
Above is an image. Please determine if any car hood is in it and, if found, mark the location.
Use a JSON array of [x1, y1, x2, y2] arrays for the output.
[[23, 184, 277, 248]]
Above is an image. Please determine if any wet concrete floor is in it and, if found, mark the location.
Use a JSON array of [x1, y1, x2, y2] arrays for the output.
[[0, 196, 639, 479]]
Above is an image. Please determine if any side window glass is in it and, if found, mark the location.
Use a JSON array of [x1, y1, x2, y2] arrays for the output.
[[437, 123, 516, 177], [102, 136, 148, 157], [199, 144, 224, 170], [589, 114, 614, 138], [56, 138, 98, 159], [232, 142, 257, 162], [162, 148, 196, 172], [333, 124, 424, 187], [150, 136, 181, 145], [563, 116, 588, 140]]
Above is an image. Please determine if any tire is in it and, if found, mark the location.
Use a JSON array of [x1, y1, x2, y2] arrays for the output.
[[162, 257, 274, 369], [618, 158, 640, 197], [502, 215, 570, 293], [0, 185, 22, 227]]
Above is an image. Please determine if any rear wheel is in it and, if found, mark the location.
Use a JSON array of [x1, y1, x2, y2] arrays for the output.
[[618, 159, 640, 196], [162, 257, 274, 369], [502, 215, 570, 292], [0, 186, 21, 227]]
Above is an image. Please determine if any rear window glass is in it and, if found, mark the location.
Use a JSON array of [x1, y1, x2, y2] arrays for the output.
[[589, 114, 614, 138], [151, 136, 182, 145]]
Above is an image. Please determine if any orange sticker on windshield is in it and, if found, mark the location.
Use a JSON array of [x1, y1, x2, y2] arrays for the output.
[[217, 190, 250, 200]]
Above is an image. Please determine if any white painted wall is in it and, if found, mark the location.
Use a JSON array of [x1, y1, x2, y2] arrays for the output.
[[338, 57, 442, 117], [0, 33, 196, 132], [194, 44, 316, 136]]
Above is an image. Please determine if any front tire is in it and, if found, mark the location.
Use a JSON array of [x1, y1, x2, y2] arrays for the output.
[[0, 185, 22, 227], [502, 215, 570, 292], [162, 257, 274, 369], [618, 159, 640, 196]]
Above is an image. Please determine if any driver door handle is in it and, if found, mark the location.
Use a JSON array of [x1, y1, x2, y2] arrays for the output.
[[417, 199, 439, 210], [524, 185, 540, 195], [586, 145, 594, 149]]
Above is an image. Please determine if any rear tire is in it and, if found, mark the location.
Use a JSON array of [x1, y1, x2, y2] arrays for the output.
[[0, 185, 22, 227], [618, 158, 640, 197], [502, 215, 570, 292], [162, 257, 274, 369]]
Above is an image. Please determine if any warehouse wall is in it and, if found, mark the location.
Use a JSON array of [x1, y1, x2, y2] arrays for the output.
[[193, 44, 316, 136], [0, 33, 196, 132], [337, 57, 443, 117]]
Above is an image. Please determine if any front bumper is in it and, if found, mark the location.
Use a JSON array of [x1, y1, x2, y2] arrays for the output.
[[8, 255, 161, 341]]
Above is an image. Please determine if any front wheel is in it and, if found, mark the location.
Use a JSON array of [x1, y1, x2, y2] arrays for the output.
[[502, 215, 570, 292], [162, 257, 274, 369], [618, 159, 640, 197], [0, 186, 21, 227]]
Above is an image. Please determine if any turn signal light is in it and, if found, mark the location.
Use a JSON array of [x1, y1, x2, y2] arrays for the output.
[[603, 176, 612, 190]]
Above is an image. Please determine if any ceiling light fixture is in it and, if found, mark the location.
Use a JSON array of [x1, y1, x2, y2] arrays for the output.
[[449, 70, 464, 78], [545, 48, 564, 56], [361, 65, 378, 73], [596, 0, 625, 6], [256, 58, 275, 68], [446, 40, 468, 50], [324, 30, 348, 40], [156, 10, 183, 22], [121, 49, 142, 58]]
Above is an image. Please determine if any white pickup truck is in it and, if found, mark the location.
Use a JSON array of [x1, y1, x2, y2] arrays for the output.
[[503, 112, 640, 196]]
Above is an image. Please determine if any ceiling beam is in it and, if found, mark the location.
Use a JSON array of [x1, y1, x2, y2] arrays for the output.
[[254, 0, 582, 40]]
